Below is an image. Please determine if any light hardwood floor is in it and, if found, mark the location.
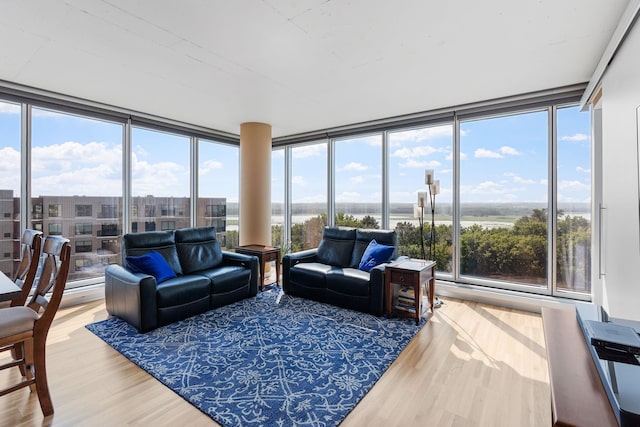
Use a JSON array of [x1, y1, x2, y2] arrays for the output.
[[0, 297, 551, 426]]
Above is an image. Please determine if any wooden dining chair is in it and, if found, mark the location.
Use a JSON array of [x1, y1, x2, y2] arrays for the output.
[[0, 236, 71, 417], [10, 229, 43, 307]]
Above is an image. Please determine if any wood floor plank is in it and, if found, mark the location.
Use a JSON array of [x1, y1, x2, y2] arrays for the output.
[[0, 297, 551, 426]]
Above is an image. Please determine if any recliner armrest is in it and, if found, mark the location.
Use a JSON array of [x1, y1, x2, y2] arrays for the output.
[[368, 263, 389, 316], [283, 248, 318, 267], [221, 251, 259, 296], [282, 249, 318, 294], [104, 264, 158, 333]]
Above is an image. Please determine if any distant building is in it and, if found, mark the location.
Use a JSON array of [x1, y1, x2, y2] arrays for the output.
[[0, 190, 226, 283]]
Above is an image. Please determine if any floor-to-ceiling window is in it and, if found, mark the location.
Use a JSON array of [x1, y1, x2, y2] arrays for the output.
[[388, 124, 454, 273], [31, 107, 123, 287], [276, 98, 591, 300], [1, 90, 239, 293], [556, 105, 591, 295], [334, 134, 382, 228], [291, 141, 327, 251], [198, 139, 239, 249], [0, 100, 21, 278], [131, 127, 190, 235], [459, 110, 549, 290]]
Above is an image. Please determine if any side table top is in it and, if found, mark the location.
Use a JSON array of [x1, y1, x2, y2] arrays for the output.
[[236, 244, 279, 253], [389, 258, 436, 272]]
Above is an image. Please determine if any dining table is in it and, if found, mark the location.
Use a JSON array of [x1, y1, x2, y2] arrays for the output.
[[0, 270, 21, 302]]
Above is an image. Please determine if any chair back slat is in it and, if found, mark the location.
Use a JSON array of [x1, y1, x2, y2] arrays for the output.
[[11, 229, 43, 307], [27, 236, 70, 323], [32, 294, 49, 310]]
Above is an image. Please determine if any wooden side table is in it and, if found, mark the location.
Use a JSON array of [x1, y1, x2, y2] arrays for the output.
[[385, 259, 436, 325], [235, 245, 281, 291]]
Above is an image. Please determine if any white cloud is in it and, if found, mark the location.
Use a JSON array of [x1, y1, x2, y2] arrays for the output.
[[500, 146, 521, 155], [473, 181, 505, 193], [389, 126, 453, 145], [450, 151, 468, 161], [336, 191, 361, 202], [460, 180, 533, 203], [513, 176, 535, 184], [199, 159, 223, 175], [292, 175, 306, 186], [130, 157, 188, 197], [339, 161, 367, 172], [0, 147, 20, 192], [561, 133, 589, 142], [296, 193, 326, 203], [576, 166, 591, 173], [558, 180, 589, 192], [474, 146, 520, 158], [293, 144, 325, 158], [399, 158, 441, 168], [504, 172, 534, 184], [474, 148, 503, 158], [350, 176, 365, 184], [0, 103, 20, 114], [392, 145, 441, 158], [31, 141, 124, 196]]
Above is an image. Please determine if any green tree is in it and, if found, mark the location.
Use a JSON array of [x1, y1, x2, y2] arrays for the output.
[[359, 215, 380, 229]]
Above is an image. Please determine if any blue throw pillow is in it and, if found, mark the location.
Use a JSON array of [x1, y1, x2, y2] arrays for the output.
[[358, 239, 395, 272], [126, 251, 177, 283]]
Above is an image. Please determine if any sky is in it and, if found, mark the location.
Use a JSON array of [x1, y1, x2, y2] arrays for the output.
[[1, 101, 590, 207], [272, 105, 591, 206]]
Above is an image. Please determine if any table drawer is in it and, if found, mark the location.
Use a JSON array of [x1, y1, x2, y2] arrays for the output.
[[389, 270, 417, 284], [263, 252, 279, 262]]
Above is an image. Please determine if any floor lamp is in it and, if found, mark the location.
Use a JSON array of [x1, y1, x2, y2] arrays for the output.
[[425, 169, 440, 261], [425, 169, 442, 308], [417, 191, 427, 260]]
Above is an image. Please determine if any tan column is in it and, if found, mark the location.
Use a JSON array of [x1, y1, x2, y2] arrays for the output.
[[239, 122, 272, 246]]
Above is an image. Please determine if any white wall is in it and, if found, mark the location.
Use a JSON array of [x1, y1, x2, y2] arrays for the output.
[[599, 19, 640, 320]]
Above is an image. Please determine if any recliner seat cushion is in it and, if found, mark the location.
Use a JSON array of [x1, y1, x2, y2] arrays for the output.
[[155, 275, 211, 308], [175, 226, 223, 274], [326, 268, 371, 296], [290, 262, 332, 289], [198, 265, 251, 294], [316, 227, 356, 267]]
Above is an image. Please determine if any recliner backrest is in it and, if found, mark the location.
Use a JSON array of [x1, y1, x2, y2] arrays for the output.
[[316, 227, 357, 267], [349, 229, 398, 268], [175, 226, 223, 274], [122, 230, 183, 275]]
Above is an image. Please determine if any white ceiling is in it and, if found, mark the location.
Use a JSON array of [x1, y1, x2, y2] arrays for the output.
[[0, 0, 630, 138]]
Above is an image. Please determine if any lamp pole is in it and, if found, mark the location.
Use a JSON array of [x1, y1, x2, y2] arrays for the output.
[[424, 170, 439, 262], [428, 181, 437, 261], [417, 191, 427, 260]]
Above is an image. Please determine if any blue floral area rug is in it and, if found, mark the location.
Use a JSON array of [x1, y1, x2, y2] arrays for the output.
[[86, 287, 424, 427]]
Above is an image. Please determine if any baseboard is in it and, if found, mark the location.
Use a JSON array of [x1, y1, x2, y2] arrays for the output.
[[61, 283, 105, 308], [436, 281, 578, 314], [60, 280, 581, 314]]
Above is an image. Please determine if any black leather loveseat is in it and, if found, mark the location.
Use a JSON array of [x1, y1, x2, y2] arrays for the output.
[[282, 227, 398, 316], [105, 226, 258, 332]]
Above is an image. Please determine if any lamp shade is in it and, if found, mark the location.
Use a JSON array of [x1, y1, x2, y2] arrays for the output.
[[417, 191, 428, 207], [431, 180, 441, 195], [425, 169, 434, 185]]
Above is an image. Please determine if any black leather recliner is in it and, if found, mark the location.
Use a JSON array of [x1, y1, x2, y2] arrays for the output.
[[105, 226, 258, 332], [282, 227, 398, 316]]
